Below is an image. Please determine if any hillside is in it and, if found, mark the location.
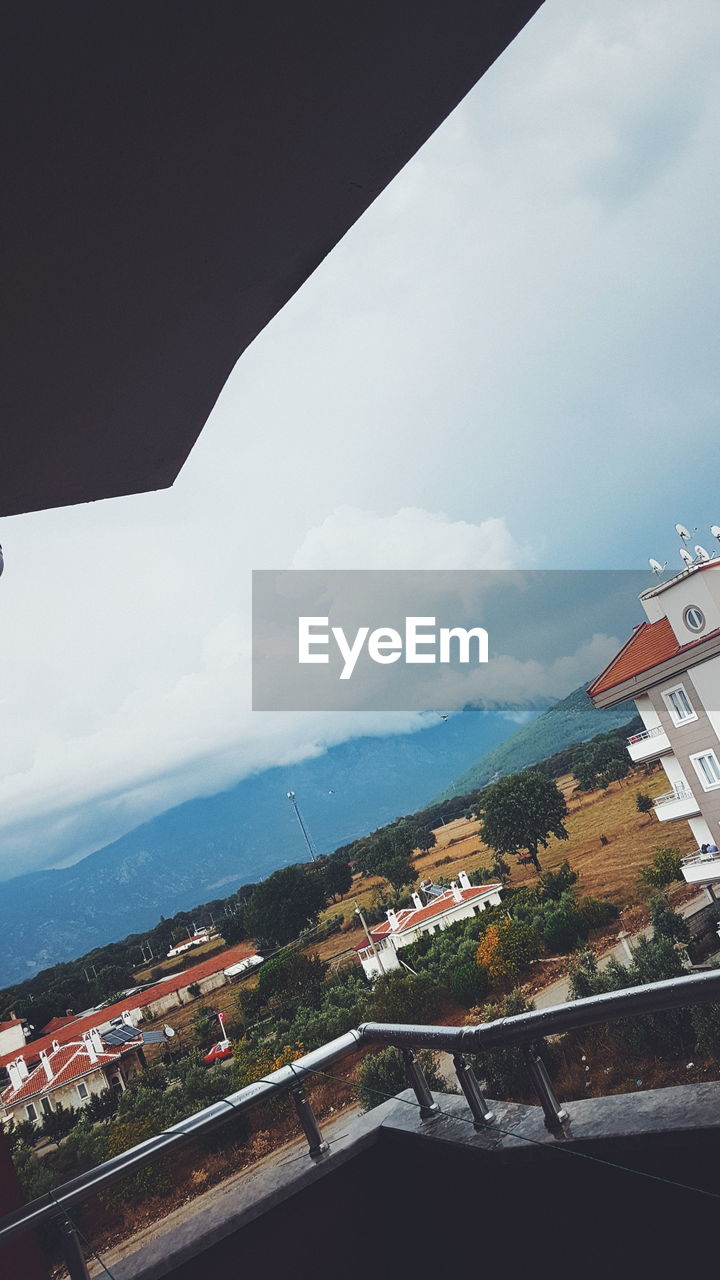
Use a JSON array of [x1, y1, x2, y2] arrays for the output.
[[0, 709, 518, 983], [437, 684, 640, 799]]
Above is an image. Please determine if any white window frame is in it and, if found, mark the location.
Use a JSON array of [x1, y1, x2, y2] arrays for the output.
[[26, 1103, 37, 1122], [76, 1082, 89, 1101], [690, 749, 720, 791], [662, 683, 698, 726], [40, 1096, 53, 1116]]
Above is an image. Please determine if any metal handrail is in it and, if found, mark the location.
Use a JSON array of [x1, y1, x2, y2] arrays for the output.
[[654, 783, 695, 805], [627, 726, 666, 744], [3, 969, 720, 1247]]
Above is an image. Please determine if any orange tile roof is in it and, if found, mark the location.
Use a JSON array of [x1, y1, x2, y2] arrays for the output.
[[40, 1015, 77, 1035], [0, 1019, 23, 1032], [367, 884, 501, 941], [1, 1037, 139, 1107], [588, 617, 720, 698], [0, 941, 253, 1074]]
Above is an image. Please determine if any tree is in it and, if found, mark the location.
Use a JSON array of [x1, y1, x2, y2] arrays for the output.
[[245, 865, 328, 947], [572, 735, 630, 793], [257, 952, 328, 1006], [192, 1006, 221, 1050], [353, 825, 418, 894], [635, 792, 654, 820], [41, 1102, 79, 1143], [639, 847, 683, 890], [476, 920, 537, 984], [649, 896, 690, 945], [480, 770, 569, 873], [315, 857, 353, 902], [220, 911, 246, 947]]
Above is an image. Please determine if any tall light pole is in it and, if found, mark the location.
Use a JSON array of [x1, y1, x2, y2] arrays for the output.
[[286, 791, 318, 862]]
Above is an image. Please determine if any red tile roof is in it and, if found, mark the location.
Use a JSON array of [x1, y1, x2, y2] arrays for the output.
[[40, 1015, 78, 1035], [1, 1037, 139, 1107], [588, 617, 720, 698], [0, 1019, 23, 1033], [367, 884, 501, 941], [0, 941, 253, 1074]]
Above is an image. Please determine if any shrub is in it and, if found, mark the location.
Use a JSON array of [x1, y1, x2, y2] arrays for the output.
[[466, 992, 536, 1101], [450, 962, 489, 1008], [41, 1101, 78, 1143], [356, 1047, 445, 1113], [369, 971, 441, 1024]]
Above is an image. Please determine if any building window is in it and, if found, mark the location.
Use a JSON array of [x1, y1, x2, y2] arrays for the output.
[[26, 1103, 37, 1122], [683, 605, 706, 634], [41, 1097, 53, 1116], [76, 1082, 89, 1101], [662, 683, 697, 726], [690, 750, 720, 791]]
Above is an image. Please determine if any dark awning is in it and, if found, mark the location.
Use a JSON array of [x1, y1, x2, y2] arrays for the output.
[[1, 1, 542, 516]]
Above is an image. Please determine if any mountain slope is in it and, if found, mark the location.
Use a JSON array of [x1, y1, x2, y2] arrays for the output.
[[0, 710, 518, 982], [436, 684, 639, 799]]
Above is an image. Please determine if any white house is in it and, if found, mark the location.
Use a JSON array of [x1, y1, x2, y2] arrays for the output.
[[166, 928, 215, 958], [0, 1028, 145, 1130], [0, 1017, 29, 1058], [357, 871, 503, 980], [588, 550, 720, 892]]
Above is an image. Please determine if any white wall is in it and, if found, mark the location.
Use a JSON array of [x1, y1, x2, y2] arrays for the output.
[[634, 694, 662, 732]]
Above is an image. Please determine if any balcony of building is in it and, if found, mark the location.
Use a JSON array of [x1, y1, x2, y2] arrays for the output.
[[626, 725, 671, 763], [681, 849, 720, 885], [653, 781, 700, 821], [4, 971, 720, 1280]]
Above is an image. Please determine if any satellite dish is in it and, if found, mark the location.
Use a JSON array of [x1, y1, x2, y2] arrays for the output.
[[680, 548, 694, 567], [163, 1025, 176, 1038], [649, 558, 665, 575], [286, 791, 295, 799], [676, 523, 692, 542], [711, 526, 720, 542], [695, 545, 711, 562]]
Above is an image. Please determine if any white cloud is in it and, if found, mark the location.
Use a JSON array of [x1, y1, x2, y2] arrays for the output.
[[2, 0, 720, 877], [291, 507, 528, 570]]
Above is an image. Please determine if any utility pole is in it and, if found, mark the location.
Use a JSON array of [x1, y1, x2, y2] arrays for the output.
[[354, 904, 385, 976], [286, 791, 318, 862]]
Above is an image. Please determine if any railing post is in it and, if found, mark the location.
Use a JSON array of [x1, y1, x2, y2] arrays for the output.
[[290, 1083, 329, 1158], [57, 1212, 91, 1280], [453, 1054, 494, 1128], [402, 1049, 439, 1119], [523, 1042, 568, 1129]]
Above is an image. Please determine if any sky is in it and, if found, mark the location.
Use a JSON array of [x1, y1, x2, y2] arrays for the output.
[[2, 0, 720, 880]]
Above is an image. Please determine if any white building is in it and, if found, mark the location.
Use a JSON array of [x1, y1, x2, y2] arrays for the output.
[[357, 871, 503, 980], [588, 551, 720, 890], [0, 1028, 145, 1130], [0, 1017, 29, 1058], [166, 928, 215, 958]]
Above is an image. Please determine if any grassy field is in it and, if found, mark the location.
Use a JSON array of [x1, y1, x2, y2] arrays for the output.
[[310, 763, 698, 968], [132, 936, 227, 982]]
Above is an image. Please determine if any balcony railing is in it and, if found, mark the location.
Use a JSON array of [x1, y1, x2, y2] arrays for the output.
[[628, 726, 665, 745], [626, 725, 671, 762], [4, 969, 720, 1277], [653, 782, 699, 820]]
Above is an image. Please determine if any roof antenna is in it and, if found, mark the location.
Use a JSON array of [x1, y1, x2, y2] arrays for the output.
[[648, 558, 666, 575], [679, 547, 694, 568]]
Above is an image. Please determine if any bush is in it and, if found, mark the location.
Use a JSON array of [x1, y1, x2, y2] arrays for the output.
[[639, 847, 683, 890], [650, 896, 690, 945], [41, 1101, 78, 1143], [576, 897, 619, 932], [356, 1047, 446, 1113], [369, 971, 441, 1024], [450, 962, 489, 1008], [12, 1142, 56, 1200]]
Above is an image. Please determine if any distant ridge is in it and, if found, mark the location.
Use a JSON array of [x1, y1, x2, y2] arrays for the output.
[[436, 684, 639, 800]]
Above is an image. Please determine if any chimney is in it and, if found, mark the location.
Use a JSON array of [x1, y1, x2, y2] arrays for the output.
[[52, 1040, 60, 1052], [39, 1051, 53, 1083], [458, 871, 471, 890], [451, 881, 462, 903], [15, 1056, 29, 1080], [121, 1010, 133, 1026], [90, 1028, 104, 1056], [65, 1009, 73, 1018], [82, 1031, 98, 1064], [386, 908, 399, 931], [7, 1062, 21, 1092], [411, 892, 423, 910]]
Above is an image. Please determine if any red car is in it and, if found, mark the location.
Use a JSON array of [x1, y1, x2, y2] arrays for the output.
[[203, 1038, 233, 1065]]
